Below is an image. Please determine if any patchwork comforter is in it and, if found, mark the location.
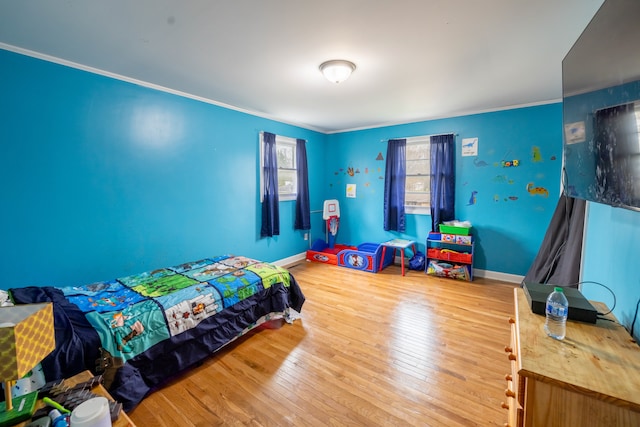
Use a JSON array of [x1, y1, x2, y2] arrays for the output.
[[9, 255, 305, 411]]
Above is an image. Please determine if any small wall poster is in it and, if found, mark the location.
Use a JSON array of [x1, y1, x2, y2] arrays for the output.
[[346, 184, 356, 198], [564, 121, 585, 144], [462, 138, 478, 156]]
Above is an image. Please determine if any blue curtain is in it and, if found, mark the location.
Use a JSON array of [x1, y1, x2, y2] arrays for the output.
[[430, 134, 455, 231], [294, 139, 311, 230], [260, 132, 279, 237], [383, 139, 407, 231]]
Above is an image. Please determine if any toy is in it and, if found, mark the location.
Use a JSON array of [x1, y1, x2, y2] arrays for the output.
[[307, 200, 352, 264], [305, 200, 394, 273], [306, 239, 356, 265], [337, 242, 394, 273], [323, 199, 340, 248]]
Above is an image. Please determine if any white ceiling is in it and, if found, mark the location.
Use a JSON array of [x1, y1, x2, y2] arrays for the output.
[[0, 0, 605, 133]]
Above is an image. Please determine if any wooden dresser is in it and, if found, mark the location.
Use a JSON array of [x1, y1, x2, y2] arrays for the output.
[[504, 288, 640, 427]]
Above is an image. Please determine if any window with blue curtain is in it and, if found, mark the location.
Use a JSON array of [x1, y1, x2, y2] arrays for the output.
[[430, 134, 455, 231], [260, 132, 310, 237], [294, 138, 311, 230], [383, 139, 407, 231], [260, 132, 279, 237], [383, 134, 455, 232]]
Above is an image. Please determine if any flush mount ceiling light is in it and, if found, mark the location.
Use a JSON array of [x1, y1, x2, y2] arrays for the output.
[[319, 60, 356, 84]]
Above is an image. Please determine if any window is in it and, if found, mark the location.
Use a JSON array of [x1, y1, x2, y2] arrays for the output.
[[260, 133, 297, 202], [276, 137, 297, 201], [405, 136, 430, 214]]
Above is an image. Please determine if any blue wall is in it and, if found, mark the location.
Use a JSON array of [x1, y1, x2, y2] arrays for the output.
[[0, 49, 327, 288], [325, 105, 563, 276], [582, 199, 640, 342], [5, 48, 637, 341], [0, 47, 565, 289], [327, 106, 639, 340]]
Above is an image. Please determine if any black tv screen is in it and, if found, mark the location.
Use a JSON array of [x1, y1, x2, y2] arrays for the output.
[[562, 0, 640, 211]]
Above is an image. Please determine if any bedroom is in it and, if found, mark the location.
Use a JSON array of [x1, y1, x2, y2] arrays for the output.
[[1, 0, 639, 425]]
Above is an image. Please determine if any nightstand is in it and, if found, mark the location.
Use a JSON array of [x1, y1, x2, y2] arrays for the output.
[[14, 370, 136, 427]]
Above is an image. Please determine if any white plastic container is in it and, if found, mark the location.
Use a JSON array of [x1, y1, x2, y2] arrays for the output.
[[69, 396, 112, 427]]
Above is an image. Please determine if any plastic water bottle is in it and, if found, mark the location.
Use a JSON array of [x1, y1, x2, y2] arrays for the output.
[[49, 409, 70, 427], [544, 287, 568, 340]]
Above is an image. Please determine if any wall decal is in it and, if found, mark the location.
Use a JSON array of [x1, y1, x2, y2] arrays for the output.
[[493, 175, 515, 184], [467, 190, 478, 205], [462, 137, 478, 156], [347, 166, 355, 176], [496, 195, 519, 202], [532, 146, 543, 163], [473, 158, 489, 167], [526, 182, 549, 197], [501, 159, 520, 167], [346, 184, 356, 198], [550, 155, 557, 161], [376, 152, 384, 160]]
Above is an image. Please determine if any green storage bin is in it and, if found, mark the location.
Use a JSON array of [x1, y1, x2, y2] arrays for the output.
[[439, 224, 471, 235]]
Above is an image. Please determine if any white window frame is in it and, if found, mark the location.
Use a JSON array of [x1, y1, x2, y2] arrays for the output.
[[405, 136, 431, 215], [259, 133, 297, 202]]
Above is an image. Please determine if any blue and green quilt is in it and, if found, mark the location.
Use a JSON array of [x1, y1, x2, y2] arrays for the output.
[[10, 255, 305, 411]]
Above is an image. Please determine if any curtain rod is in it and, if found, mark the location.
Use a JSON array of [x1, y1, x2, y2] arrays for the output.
[[259, 131, 304, 142], [380, 132, 458, 142]]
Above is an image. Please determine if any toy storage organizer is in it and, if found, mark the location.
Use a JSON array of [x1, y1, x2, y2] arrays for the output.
[[426, 225, 474, 281]]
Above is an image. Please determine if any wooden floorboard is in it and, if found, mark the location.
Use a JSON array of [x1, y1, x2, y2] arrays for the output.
[[128, 261, 518, 426]]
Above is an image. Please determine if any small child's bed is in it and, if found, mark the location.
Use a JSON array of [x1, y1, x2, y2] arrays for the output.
[[9, 255, 305, 412]]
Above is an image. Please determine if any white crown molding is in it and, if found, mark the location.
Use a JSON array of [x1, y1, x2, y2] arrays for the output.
[[0, 43, 327, 134]]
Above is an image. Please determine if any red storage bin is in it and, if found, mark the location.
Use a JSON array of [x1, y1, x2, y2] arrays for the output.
[[427, 248, 472, 264]]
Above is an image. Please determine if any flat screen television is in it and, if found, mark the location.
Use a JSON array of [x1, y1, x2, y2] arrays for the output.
[[562, 0, 640, 211]]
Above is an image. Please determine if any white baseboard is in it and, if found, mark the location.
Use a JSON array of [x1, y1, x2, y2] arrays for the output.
[[473, 269, 524, 284], [273, 252, 307, 268], [277, 252, 525, 285]]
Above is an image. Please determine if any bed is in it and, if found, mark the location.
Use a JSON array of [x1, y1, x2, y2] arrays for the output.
[[9, 255, 305, 412], [306, 240, 395, 273]]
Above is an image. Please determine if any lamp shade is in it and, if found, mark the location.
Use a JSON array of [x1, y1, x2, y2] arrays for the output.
[[0, 303, 55, 382], [320, 60, 356, 84]]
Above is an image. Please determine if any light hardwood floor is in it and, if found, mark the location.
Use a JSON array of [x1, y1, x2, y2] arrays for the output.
[[128, 261, 518, 426]]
